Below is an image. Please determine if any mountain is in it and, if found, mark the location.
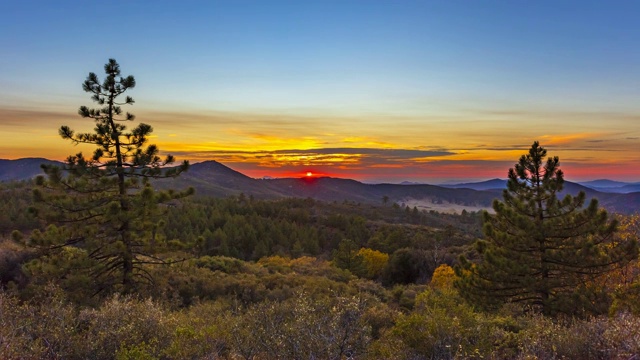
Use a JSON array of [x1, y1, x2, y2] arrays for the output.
[[579, 179, 640, 194], [442, 178, 639, 199], [153, 161, 500, 211], [599, 192, 640, 214], [617, 183, 640, 193], [579, 179, 631, 188], [156, 162, 498, 208], [443, 178, 507, 191], [154, 161, 286, 198], [2, 159, 639, 214], [0, 158, 61, 181], [159, 161, 639, 214]]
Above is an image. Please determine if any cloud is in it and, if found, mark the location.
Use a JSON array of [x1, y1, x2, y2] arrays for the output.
[[464, 144, 532, 151], [167, 147, 455, 171], [169, 147, 453, 158], [141, 109, 344, 134], [272, 148, 454, 158], [459, 107, 640, 123], [0, 107, 72, 128]]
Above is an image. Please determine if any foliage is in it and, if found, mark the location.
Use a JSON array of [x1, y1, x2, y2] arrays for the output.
[[358, 247, 390, 279], [0, 287, 175, 360], [383, 247, 434, 285], [430, 264, 456, 290], [514, 312, 640, 359], [0, 239, 34, 289], [332, 238, 366, 275], [457, 141, 638, 316], [160, 195, 477, 265], [23, 59, 191, 294], [371, 286, 517, 359], [225, 292, 372, 359], [0, 181, 41, 235], [2, 257, 640, 359]]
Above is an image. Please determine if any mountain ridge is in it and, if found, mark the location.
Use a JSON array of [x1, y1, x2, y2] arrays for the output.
[[1, 158, 639, 214], [0, 158, 63, 181]]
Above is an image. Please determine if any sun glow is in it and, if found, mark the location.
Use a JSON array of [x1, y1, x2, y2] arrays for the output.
[[306, 172, 313, 177]]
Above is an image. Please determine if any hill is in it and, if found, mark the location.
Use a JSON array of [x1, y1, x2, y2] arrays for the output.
[[160, 161, 640, 215], [442, 178, 507, 191], [2, 159, 639, 214], [0, 158, 61, 181], [617, 183, 640, 193], [154, 160, 286, 199], [575, 179, 640, 193], [161, 162, 499, 211], [579, 179, 631, 189]]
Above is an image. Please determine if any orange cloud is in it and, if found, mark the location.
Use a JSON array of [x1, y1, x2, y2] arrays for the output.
[[2, 105, 640, 182]]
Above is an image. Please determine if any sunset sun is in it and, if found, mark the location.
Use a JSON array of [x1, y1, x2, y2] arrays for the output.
[[306, 172, 313, 177]]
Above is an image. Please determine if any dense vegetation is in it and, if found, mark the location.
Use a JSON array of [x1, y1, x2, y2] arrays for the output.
[[2, 179, 640, 359], [1, 60, 639, 359]]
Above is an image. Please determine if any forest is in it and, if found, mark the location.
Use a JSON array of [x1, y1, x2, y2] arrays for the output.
[[2, 178, 640, 359], [1, 60, 639, 359]]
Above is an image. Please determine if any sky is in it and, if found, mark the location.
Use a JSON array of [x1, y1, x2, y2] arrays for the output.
[[1, 1, 639, 183]]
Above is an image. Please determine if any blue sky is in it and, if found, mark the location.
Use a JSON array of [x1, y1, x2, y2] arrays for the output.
[[1, 1, 639, 182]]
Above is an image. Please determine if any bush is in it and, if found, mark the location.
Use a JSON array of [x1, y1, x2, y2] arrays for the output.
[[372, 287, 518, 359], [0, 286, 80, 359], [76, 295, 175, 359], [225, 292, 372, 359], [516, 312, 640, 359]]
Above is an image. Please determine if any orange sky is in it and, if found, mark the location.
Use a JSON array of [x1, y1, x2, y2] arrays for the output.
[[1, 105, 639, 183]]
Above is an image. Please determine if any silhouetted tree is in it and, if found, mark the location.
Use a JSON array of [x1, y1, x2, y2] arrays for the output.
[[28, 59, 192, 294], [456, 141, 638, 315]]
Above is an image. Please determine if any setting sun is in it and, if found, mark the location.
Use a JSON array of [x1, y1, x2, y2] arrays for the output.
[[306, 172, 313, 177]]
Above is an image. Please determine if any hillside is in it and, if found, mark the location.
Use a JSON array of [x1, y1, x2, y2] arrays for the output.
[[165, 161, 639, 215], [580, 179, 631, 189], [442, 178, 507, 191], [0, 158, 61, 181], [154, 160, 286, 199]]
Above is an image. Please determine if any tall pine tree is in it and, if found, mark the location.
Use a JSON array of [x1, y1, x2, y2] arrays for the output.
[[29, 59, 192, 294], [456, 141, 637, 315]]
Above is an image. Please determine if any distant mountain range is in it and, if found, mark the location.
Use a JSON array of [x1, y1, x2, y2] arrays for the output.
[[1, 158, 639, 214], [577, 179, 640, 194], [0, 158, 62, 181], [442, 177, 640, 194], [441, 178, 507, 191]]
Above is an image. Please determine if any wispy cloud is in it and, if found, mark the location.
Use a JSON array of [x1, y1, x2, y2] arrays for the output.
[[0, 107, 72, 128], [168, 147, 455, 171], [272, 148, 453, 157]]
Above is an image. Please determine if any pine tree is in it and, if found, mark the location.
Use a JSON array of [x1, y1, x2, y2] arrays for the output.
[[332, 239, 366, 276], [456, 141, 637, 315], [29, 59, 192, 294]]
